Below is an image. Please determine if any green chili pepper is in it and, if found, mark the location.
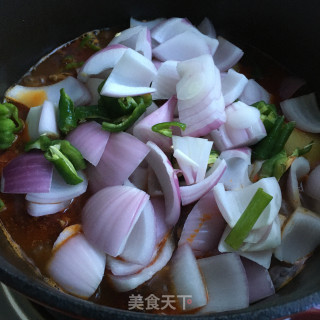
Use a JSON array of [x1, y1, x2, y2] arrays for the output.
[[59, 140, 86, 170], [80, 34, 101, 51], [272, 121, 296, 155], [292, 141, 314, 157], [258, 150, 288, 181], [0, 199, 5, 212], [208, 150, 220, 167], [25, 135, 52, 152], [44, 145, 83, 185], [152, 121, 187, 138], [58, 88, 77, 134], [252, 101, 278, 133], [75, 105, 111, 122]]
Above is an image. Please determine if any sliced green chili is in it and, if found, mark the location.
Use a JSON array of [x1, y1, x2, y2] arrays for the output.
[[58, 88, 77, 135], [225, 188, 273, 250], [0, 199, 6, 212], [252, 101, 278, 133], [58, 140, 86, 170], [25, 135, 52, 152], [80, 34, 101, 51], [152, 122, 187, 138], [258, 150, 288, 181], [208, 150, 220, 167]]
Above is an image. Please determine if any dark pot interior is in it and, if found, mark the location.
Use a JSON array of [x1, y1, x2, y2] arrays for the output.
[[0, 0, 319, 319]]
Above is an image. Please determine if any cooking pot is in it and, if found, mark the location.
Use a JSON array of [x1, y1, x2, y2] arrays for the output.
[[0, 0, 319, 319]]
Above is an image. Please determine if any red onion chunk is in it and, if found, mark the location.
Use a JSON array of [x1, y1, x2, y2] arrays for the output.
[[87, 132, 150, 191], [213, 36, 244, 72], [304, 164, 320, 202], [197, 17, 216, 38], [100, 48, 157, 97], [78, 44, 127, 82], [287, 157, 310, 209], [213, 177, 281, 230], [153, 31, 219, 62], [151, 61, 179, 100], [130, 17, 165, 30], [180, 158, 227, 206], [241, 258, 275, 304], [109, 26, 152, 60], [66, 121, 110, 166], [38, 100, 59, 137], [198, 253, 249, 313], [133, 96, 177, 153], [120, 200, 156, 265], [239, 79, 270, 106], [170, 244, 208, 311], [106, 255, 145, 277], [280, 93, 320, 133], [221, 69, 248, 106], [146, 141, 181, 226], [27, 200, 70, 217], [279, 76, 306, 101], [274, 207, 320, 264], [5, 76, 91, 107], [26, 170, 87, 203], [82, 185, 149, 256], [47, 226, 106, 298], [179, 190, 226, 257], [109, 235, 175, 292], [151, 196, 170, 244], [1, 152, 53, 194]]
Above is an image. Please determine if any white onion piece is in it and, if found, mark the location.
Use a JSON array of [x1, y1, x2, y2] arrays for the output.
[[274, 207, 320, 263], [197, 17, 216, 38], [304, 164, 320, 201], [170, 244, 207, 311], [47, 225, 106, 298], [219, 147, 252, 190], [66, 121, 110, 166], [221, 69, 248, 106], [279, 76, 306, 101], [213, 36, 244, 72], [100, 48, 157, 97], [82, 185, 149, 256], [180, 158, 227, 205], [87, 132, 150, 192], [109, 235, 174, 292], [85, 78, 103, 104], [130, 17, 165, 29], [151, 61, 179, 100], [133, 96, 177, 152], [241, 258, 275, 304], [26, 170, 87, 203], [287, 157, 310, 209], [172, 136, 213, 184], [26, 105, 42, 140], [179, 190, 226, 257], [5, 76, 91, 107], [280, 93, 320, 133], [198, 253, 249, 313], [106, 255, 145, 277], [78, 44, 127, 82], [109, 26, 152, 60], [120, 200, 156, 265], [38, 100, 59, 138], [27, 200, 70, 217], [213, 177, 281, 230], [153, 31, 219, 62], [238, 79, 271, 106], [146, 141, 181, 226]]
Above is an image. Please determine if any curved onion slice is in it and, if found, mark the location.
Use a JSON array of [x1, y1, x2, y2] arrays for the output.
[[274, 207, 320, 263], [87, 132, 149, 192], [239, 79, 271, 106], [5, 76, 91, 107], [66, 121, 110, 166], [26, 170, 87, 203], [221, 69, 248, 107], [146, 141, 181, 226], [172, 136, 213, 185], [213, 36, 244, 72], [27, 200, 70, 217], [304, 164, 320, 202], [1, 152, 53, 194], [197, 17, 216, 38], [109, 235, 175, 292], [198, 253, 249, 313], [219, 147, 252, 190], [106, 255, 145, 277], [213, 177, 281, 230], [38, 100, 59, 138], [287, 157, 310, 209], [241, 258, 275, 304], [133, 96, 177, 152], [100, 48, 157, 97], [151, 196, 170, 244], [82, 185, 149, 256], [120, 200, 156, 265], [47, 225, 106, 298], [130, 17, 165, 30], [78, 45, 128, 81], [179, 190, 226, 257], [170, 244, 207, 311], [151, 61, 179, 100], [180, 158, 227, 206], [280, 93, 320, 133], [109, 26, 152, 60]]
